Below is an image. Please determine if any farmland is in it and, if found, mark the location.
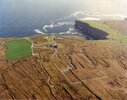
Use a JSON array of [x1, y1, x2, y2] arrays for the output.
[[0, 20, 127, 99], [5, 39, 32, 61]]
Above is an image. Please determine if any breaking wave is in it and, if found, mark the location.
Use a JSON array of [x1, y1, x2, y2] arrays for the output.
[[41, 11, 87, 35], [34, 29, 44, 34], [35, 11, 126, 36], [42, 21, 74, 32]]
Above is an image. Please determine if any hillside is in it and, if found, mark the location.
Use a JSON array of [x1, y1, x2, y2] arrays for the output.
[[0, 20, 127, 99]]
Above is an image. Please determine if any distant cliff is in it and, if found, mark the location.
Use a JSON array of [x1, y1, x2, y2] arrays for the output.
[[75, 20, 108, 40]]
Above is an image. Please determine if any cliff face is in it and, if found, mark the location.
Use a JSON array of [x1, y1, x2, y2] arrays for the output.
[[75, 20, 108, 40]]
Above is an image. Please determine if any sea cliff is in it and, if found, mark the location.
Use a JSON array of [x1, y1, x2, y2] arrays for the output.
[[75, 20, 108, 40]]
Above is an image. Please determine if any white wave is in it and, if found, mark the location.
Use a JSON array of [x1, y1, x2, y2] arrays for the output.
[[59, 32, 64, 34], [42, 21, 74, 32], [42, 11, 87, 33], [66, 30, 70, 34], [53, 11, 86, 22], [58, 31, 78, 35], [34, 29, 44, 34], [82, 17, 101, 21], [66, 27, 74, 34], [69, 27, 74, 31], [71, 11, 86, 19], [43, 23, 54, 32], [71, 32, 78, 35]]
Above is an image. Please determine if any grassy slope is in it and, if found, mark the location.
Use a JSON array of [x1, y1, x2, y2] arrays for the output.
[[5, 39, 32, 61], [80, 20, 127, 43]]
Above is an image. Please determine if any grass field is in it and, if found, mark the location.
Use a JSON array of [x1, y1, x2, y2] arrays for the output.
[[5, 39, 32, 61]]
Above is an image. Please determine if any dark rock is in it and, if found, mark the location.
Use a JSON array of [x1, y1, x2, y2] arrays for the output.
[[75, 20, 109, 40]]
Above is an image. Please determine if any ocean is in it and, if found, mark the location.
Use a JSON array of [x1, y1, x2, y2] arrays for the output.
[[0, 0, 126, 37]]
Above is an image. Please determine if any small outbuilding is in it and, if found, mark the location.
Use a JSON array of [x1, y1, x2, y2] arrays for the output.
[[50, 43, 57, 48]]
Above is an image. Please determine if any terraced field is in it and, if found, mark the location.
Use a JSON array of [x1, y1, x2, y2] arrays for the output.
[[0, 33, 127, 99]]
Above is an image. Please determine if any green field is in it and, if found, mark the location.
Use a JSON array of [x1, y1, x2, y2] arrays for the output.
[[5, 39, 32, 61]]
